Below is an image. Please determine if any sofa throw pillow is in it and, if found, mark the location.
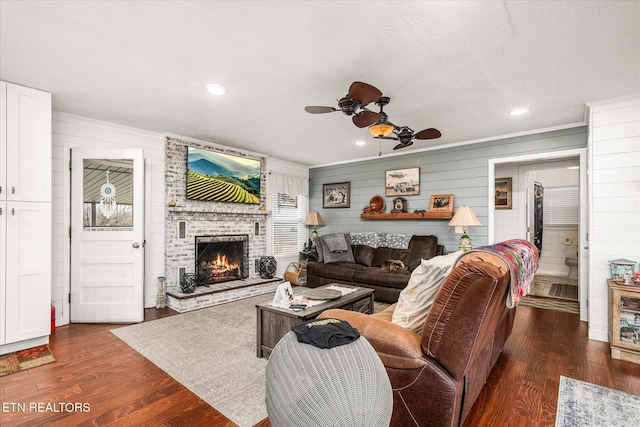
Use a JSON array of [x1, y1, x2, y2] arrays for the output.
[[352, 245, 375, 267], [392, 251, 463, 333], [322, 233, 350, 252], [318, 233, 355, 264], [315, 237, 325, 263]]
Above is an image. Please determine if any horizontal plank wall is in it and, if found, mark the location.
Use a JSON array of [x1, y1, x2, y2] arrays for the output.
[[53, 112, 166, 324], [310, 127, 587, 254], [587, 94, 640, 342]]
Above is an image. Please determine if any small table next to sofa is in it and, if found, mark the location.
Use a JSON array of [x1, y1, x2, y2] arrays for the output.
[[255, 284, 374, 358]]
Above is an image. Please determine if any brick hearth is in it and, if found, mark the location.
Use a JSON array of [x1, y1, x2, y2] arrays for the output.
[[166, 277, 282, 312]]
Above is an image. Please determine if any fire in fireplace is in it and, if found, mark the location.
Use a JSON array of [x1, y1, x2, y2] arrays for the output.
[[195, 234, 249, 285]]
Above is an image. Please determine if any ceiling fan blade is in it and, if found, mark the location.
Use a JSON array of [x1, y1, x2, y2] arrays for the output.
[[304, 106, 339, 114], [414, 128, 442, 140], [352, 111, 381, 128], [348, 81, 383, 106], [393, 141, 414, 150]]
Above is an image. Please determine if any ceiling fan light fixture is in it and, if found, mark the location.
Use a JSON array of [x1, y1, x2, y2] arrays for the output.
[[206, 84, 227, 95], [369, 122, 394, 137]]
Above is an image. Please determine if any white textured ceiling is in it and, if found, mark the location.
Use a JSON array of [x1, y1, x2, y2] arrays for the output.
[[1, 1, 638, 166]]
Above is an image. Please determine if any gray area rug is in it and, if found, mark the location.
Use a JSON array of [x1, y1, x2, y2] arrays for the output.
[[112, 293, 273, 427], [556, 376, 640, 427]]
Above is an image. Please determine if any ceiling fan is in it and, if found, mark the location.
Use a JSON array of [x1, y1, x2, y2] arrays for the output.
[[304, 81, 383, 128], [305, 81, 441, 150], [375, 126, 442, 150]]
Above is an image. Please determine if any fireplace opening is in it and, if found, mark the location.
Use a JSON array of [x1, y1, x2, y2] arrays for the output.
[[195, 234, 249, 285]]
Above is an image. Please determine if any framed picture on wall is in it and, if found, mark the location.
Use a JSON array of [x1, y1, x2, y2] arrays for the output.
[[495, 177, 512, 209], [323, 182, 350, 208], [429, 194, 454, 213], [385, 167, 420, 196]]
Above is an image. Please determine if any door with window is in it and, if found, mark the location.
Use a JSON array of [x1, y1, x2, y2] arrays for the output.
[[70, 149, 144, 323]]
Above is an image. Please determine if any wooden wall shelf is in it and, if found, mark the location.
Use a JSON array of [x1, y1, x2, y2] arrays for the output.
[[360, 211, 453, 220]]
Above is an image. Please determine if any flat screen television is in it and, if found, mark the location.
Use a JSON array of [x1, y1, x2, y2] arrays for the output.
[[186, 147, 261, 204]]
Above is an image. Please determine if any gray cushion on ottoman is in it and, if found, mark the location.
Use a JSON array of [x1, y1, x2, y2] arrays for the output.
[[265, 331, 392, 427]]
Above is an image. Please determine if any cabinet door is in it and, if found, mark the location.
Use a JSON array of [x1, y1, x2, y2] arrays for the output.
[[5, 83, 51, 202], [0, 201, 5, 344], [4, 201, 51, 343], [0, 82, 6, 201], [611, 287, 640, 353]]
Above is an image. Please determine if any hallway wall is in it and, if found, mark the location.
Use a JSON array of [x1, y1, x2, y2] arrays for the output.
[[310, 127, 587, 255], [536, 226, 578, 276]]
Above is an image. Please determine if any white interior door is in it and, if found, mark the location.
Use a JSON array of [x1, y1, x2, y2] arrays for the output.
[[71, 148, 144, 323]]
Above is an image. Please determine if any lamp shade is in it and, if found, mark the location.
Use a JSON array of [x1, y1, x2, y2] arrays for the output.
[[369, 123, 395, 137], [304, 211, 325, 226], [448, 206, 482, 227]]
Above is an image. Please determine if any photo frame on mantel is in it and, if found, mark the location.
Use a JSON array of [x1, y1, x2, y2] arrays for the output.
[[322, 182, 350, 208], [495, 177, 512, 209]]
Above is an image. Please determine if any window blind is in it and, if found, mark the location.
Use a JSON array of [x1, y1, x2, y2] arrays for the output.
[[271, 193, 307, 256], [543, 186, 579, 225]]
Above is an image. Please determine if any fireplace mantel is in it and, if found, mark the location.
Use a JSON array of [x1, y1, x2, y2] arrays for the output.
[[168, 207, 268, 216]]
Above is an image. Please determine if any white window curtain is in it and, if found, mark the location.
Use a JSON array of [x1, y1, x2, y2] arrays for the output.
[[270, 172, 309, 197], [271, 193, 308, 256], [543, 186, 579, 225]]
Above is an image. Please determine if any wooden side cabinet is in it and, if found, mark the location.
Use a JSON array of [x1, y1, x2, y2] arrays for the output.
[[609, 280, 640, 364]]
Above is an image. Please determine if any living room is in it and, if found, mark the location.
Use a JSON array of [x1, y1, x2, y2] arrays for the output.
[[1, 1, 639, 426]]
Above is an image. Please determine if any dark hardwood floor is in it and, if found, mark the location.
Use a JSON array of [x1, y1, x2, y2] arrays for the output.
[[1, 305, 639, 427]]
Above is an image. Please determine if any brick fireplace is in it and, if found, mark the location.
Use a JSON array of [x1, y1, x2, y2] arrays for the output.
[[195, 234, 249, 284], [164, 137, 280, 311]]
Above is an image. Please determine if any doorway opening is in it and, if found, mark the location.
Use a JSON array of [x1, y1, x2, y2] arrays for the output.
[[489, 148, 588, 321]]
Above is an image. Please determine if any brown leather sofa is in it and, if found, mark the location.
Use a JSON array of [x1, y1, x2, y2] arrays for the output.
[[318, 251, 515, 427], [306, 235, 444, 303]]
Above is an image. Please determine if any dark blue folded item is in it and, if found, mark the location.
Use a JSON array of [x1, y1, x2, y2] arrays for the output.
[[292, 318, 360, 349]]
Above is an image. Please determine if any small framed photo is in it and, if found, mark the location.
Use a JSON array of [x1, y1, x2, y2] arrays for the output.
[[323, 182, 350, 208], [272, 281, 295, 308], [385, 167, 420, 196], [495, 177, 513, 210], [430, 194, 454, 213]]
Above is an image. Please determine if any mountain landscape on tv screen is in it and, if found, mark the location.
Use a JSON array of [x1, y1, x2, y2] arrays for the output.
[[187, 147, 260, 203]]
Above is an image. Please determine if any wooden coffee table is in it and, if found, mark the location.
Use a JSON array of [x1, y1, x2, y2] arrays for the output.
[[256, 284, 374, 357]]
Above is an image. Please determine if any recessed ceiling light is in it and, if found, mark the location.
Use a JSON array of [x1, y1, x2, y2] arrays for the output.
[[508, 107, 530, 116], [206, 84, 227, 95], [355, 140, 366, 146]]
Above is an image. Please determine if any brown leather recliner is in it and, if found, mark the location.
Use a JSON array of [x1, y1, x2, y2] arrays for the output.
[[318, 252, 515, 427]]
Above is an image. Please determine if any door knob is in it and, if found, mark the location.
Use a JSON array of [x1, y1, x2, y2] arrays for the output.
[[132, 242, 140, 248]]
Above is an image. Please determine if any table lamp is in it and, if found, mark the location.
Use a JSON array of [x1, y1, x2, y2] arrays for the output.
[[448, 205, 482, 251], [304, 211, 325, 248]]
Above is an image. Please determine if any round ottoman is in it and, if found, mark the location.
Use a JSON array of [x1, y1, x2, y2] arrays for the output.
[[265, 330, 392, 427]]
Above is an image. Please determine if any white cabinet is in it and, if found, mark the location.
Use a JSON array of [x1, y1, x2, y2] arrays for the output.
[[1, 201, 51, 344], [0, 81, 52, 355]]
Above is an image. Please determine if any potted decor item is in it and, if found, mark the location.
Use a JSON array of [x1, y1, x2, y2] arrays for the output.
[[259, 256, 277, 279], [180, 273, 197, 293]]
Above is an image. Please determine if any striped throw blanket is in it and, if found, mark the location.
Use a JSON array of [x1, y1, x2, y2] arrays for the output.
[[465, 239, 539, 308]]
